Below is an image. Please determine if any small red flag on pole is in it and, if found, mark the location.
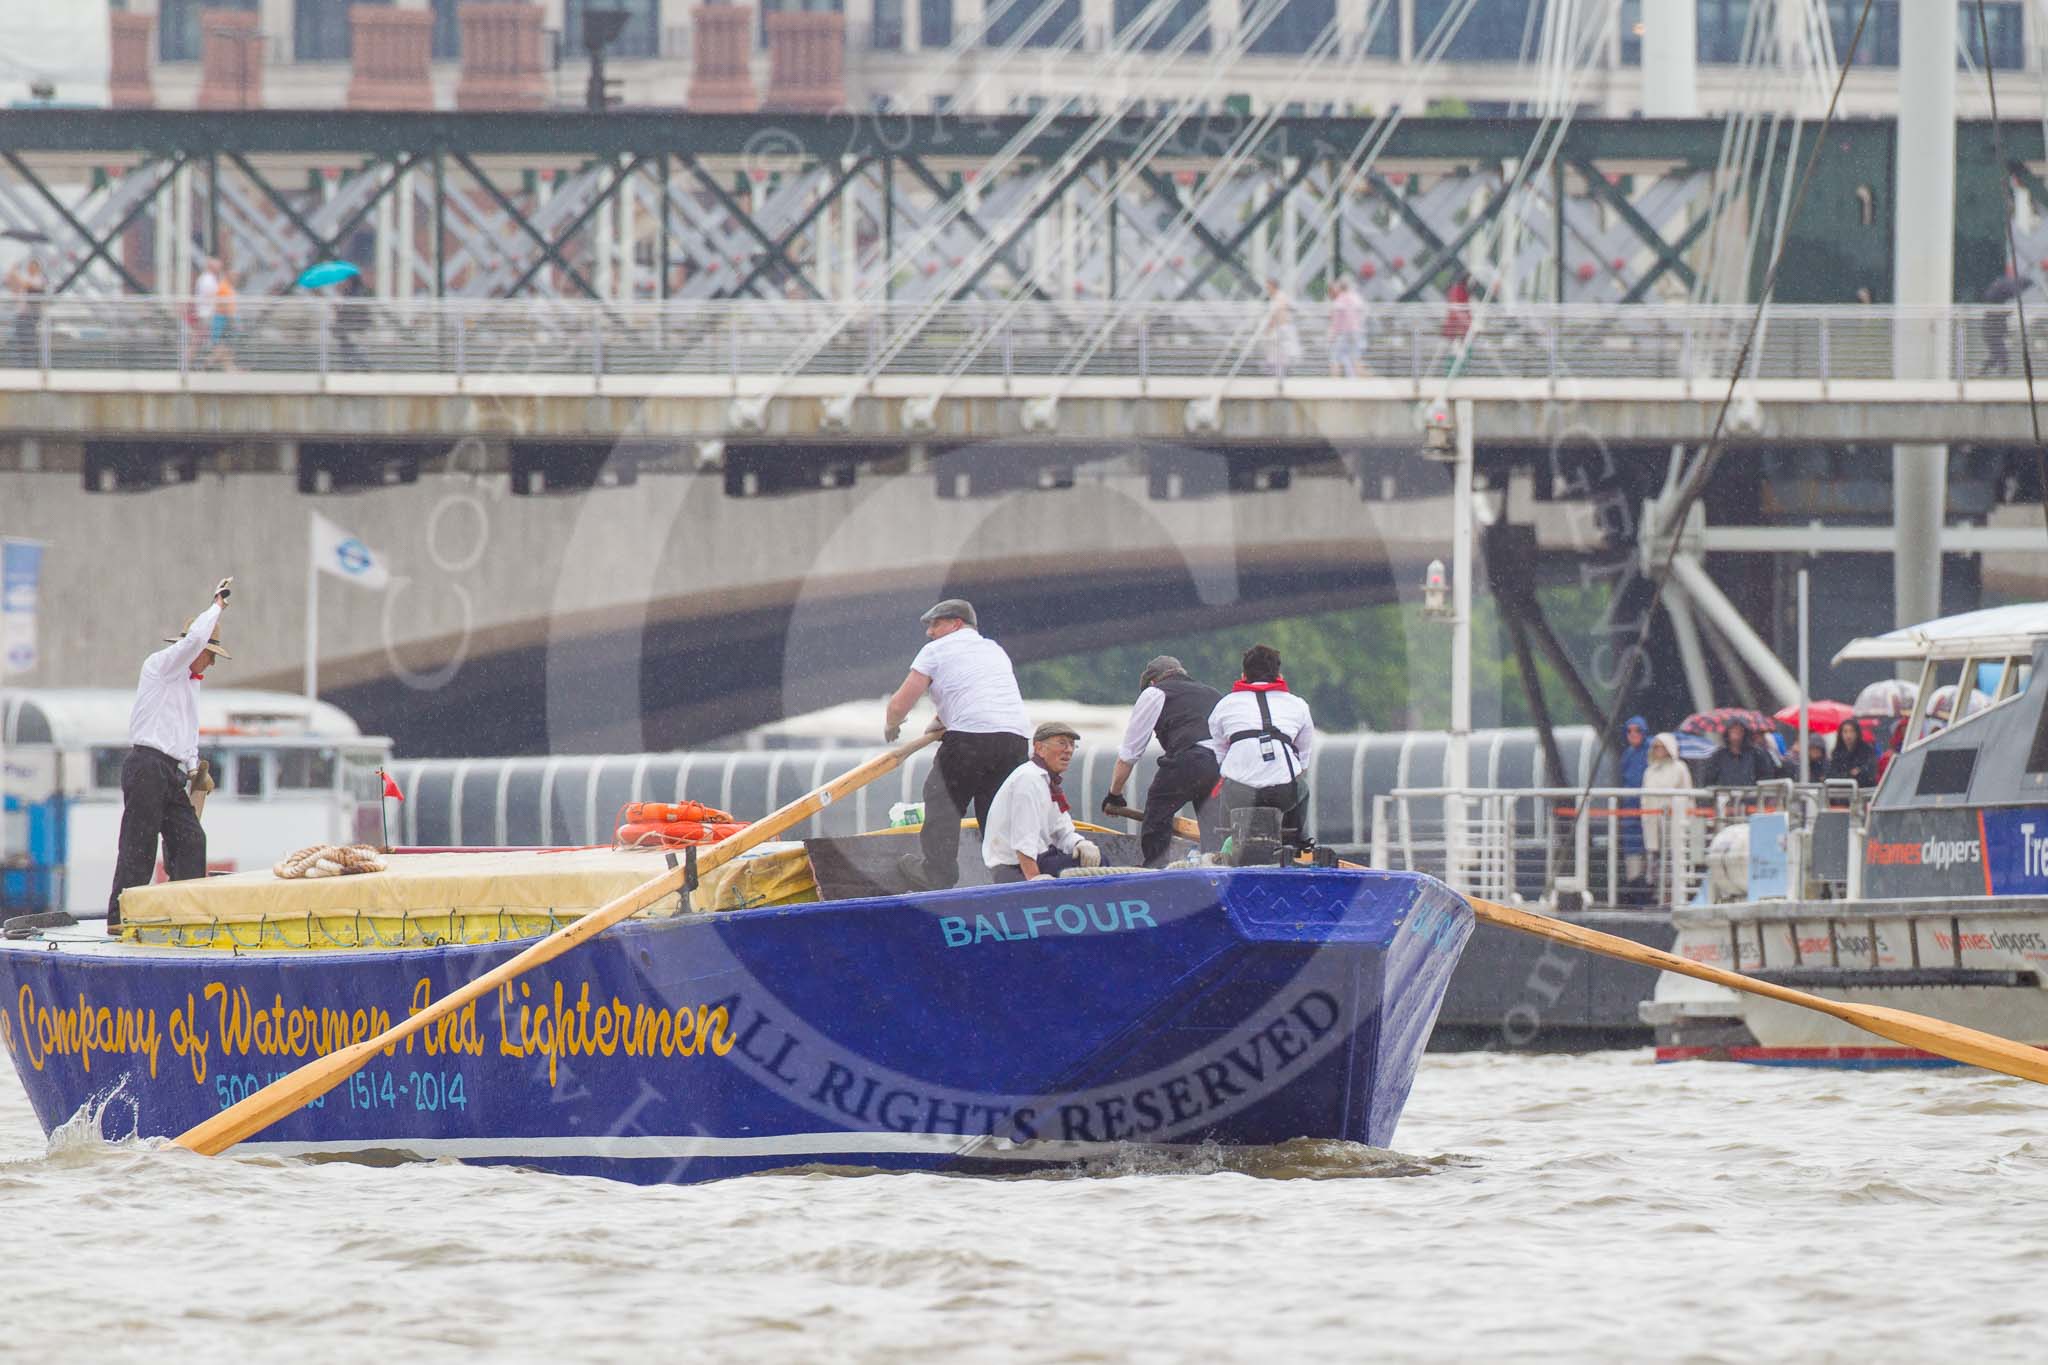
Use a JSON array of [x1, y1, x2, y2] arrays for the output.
[[380, 770, 404, 802]]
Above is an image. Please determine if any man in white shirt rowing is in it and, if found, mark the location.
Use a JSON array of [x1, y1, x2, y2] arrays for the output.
[[1208, 643, 1316, 851], [108, 579, 232, 930], [1103, 654, 1223, 867], [982, 721, 1103, 883], [883, 598, 1032, 890]]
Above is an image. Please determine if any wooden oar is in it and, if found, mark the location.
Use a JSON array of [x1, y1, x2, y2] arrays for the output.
[[173, 731, 943, 1157], [1465, 894, 2048, 1085]]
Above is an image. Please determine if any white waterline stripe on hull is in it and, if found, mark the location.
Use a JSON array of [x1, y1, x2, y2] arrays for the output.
[[243, 1132, 1145, 1162]]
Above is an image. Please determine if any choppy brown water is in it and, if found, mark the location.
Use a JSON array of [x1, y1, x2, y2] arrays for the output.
[[6, 1052, 2045, 1361]]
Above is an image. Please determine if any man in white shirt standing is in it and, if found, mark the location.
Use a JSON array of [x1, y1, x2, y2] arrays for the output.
[[107, 581, 232, 930], [883, 598, 1032, 889], [982, 722, 1102, 882], [1102, 655, 1223, 867], [1208, 643, 1316, 852]]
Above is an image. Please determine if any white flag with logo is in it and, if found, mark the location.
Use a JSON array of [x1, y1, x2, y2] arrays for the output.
[[310, 512, 390, 590]]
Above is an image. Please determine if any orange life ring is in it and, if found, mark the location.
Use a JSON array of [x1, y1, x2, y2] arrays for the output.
[[615, 819, 749, 848], [619, 801, 737, 826]]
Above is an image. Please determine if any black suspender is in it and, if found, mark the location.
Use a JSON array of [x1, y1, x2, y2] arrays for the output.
[[1227, 691, 1300, 779]]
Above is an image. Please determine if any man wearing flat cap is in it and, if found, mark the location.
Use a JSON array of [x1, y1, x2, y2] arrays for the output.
[[884, 598, 1032, 889], [1104, 655, 1223, 867], [981, 721, 1102, 882], [107, 579, 232, 930]]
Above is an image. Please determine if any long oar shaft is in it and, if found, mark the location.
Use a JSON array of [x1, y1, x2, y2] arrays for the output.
[[173, 732, 942, 1157], [1467, 895, 2048, 1085]]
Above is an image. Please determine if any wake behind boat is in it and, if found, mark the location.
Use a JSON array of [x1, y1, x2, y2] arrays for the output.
[[0, 826, 1473, 1183]]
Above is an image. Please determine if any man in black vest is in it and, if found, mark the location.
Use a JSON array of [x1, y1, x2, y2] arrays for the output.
[[1103, 655, 1223, 867]]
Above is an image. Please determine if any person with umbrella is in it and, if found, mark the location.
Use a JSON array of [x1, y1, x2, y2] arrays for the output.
[[1826, 716, 1879, 787], [1699, 717, 1780, 787]]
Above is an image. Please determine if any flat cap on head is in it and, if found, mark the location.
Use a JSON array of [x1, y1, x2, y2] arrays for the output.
[[919, 598, 977, 628], [1139, 655, 1186, 689], [1033, 720, 1081, 744]]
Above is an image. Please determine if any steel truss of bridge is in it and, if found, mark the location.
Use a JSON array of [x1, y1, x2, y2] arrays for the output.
[[0, 108, 1973, 309]]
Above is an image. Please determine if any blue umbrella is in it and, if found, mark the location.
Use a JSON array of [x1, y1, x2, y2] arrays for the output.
[[296, 260, 360, 290]]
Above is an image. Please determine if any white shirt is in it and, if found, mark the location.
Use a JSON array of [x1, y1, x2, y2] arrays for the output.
[[981, 761, 1081, 869], [1117, 686, 1224, 764], [910, 627, 1030, 737], [128, 604, 220, 770], [194, 270, 220, 321], [1209, 687, 1316, 788]]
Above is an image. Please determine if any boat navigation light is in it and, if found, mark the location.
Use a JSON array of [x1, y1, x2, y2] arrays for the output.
[[1422, 558, 1452, 619]]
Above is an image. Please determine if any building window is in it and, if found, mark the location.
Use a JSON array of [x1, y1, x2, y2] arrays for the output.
[[986, 0, 1080, 48], [1826, 0, 1899, 66], [567, 0, 661, 57], [296, 0, 388, 61], [1113, 0, 1209, 52], [1413, 0, 1543, 60], [871, 0, 905, 47], [1961, 0, 2022, 69], [920, 0, 953, 48], [159, 0, 256, 62], [432, 0, 462, 58], [1248, 0, 1333, 56]]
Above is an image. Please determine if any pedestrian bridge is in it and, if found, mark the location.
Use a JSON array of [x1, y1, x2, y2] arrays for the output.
[[6, 301, 2048, 456]]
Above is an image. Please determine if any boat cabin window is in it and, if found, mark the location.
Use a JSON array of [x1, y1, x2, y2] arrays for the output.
[[343, 750, 387, 802], [91, 746, 125, 791], [2029, 701, 2048, 774], [11, 701, 50, 744], [276, 748, 338, 791], [234, 752, 266, 798], [1914, 747, 1978, 797]]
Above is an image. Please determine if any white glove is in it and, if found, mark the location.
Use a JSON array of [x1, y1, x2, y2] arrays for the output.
[[1075, 839, 1102, 868], [1029, 873, 1055, 881], [883, 723, 902, 743]]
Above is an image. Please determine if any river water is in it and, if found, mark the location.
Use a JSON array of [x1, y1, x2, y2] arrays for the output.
[[5, 1052, 2043, 1362]]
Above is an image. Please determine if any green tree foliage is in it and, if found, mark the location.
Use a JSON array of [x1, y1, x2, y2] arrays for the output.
[[1016, 587, 1611, 733]]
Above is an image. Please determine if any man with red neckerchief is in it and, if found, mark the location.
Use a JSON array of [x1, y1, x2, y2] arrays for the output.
[[106, 579, 233, 931], [1207, 643, 1317, 851]]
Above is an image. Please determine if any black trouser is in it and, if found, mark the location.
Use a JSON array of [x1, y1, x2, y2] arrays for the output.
[[920, 730, 1028, 889], [107, 746, 206, 927], [1142, 746, 1222, 866], [990, 847, 1081, 883], [1221, 775, 1310, 849]]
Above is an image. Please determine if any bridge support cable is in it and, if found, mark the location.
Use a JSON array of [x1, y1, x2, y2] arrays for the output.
[[730, 0, 1252, 394], [1043, 0, 1485, 391], [1561, 0, 1877, 823], [1974, 0, 2048, 535]]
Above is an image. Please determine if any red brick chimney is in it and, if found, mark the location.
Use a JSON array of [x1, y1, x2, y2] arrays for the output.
[[348, 5, 435, 110], [196, 8, 264, 110], [763, 10, 845, 113], [455, 1, 547, 110], [687, 6, 760, 112], [109, 9, 156, 109]]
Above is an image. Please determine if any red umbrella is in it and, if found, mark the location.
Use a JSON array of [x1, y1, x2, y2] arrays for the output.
[[1774, 700, 1855, 733]]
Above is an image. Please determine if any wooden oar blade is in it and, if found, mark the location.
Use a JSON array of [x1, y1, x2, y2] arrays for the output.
[[1837, 1003, 2048, 1086]]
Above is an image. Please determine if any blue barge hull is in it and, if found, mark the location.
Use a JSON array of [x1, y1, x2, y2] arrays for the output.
[[0, 868, 1471, 1184]]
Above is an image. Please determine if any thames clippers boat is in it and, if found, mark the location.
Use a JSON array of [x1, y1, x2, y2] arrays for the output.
[[0, 813, 1472, 1184], [1646, 603, 2048, 1067]]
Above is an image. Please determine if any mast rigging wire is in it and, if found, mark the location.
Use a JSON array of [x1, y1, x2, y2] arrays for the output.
[[1973, 0, 2048, 533]]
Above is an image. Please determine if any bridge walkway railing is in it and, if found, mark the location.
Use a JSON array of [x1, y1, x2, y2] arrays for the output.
[[0, 299, 2034, 389]]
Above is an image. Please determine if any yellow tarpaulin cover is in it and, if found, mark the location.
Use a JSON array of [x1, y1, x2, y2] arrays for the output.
[[116, 844, 809, 949]]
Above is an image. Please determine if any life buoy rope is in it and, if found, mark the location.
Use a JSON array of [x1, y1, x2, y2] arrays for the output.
[[614, 820, 750, 848]]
